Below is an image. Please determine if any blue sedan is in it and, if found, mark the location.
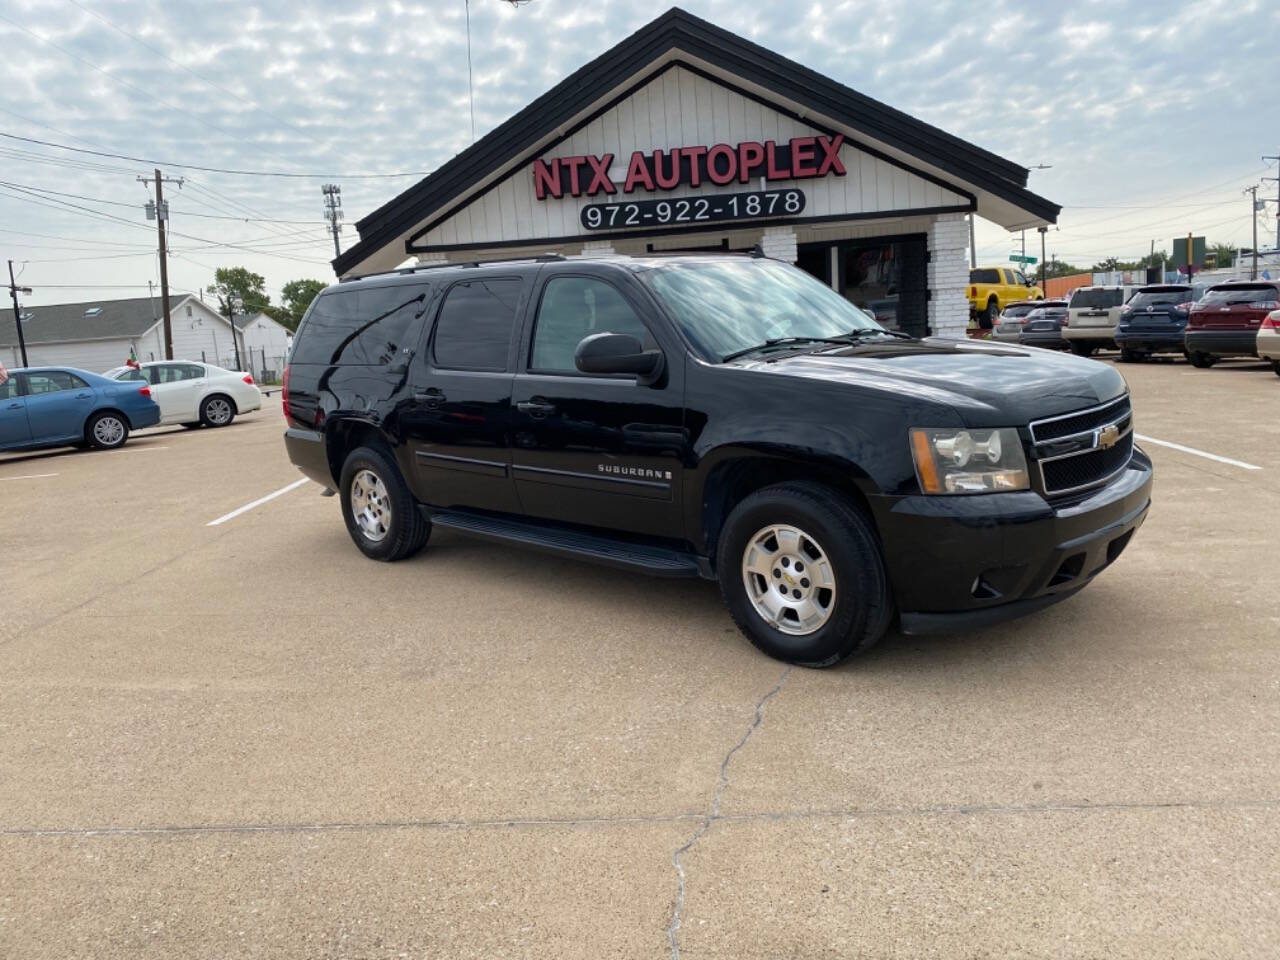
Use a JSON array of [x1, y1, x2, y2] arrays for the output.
[[0, 366, 161, 452]]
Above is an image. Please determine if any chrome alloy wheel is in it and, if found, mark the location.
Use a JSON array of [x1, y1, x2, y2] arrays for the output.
[[93, 415, 125, 446], [350, 468, 391, 542], [741, 523, 837, 635], [205, 397, 233, 425]]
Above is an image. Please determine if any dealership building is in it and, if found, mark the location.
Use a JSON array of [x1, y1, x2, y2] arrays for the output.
[[334, 8, 1059, 339]]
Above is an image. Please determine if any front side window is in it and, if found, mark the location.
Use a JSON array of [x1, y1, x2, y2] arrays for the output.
[[24, 371, 85, 394], [640, 259, 881, 362], [530, 277, 655, 373], [432, 279, 523, 371], [1011, 270, 1029, 285], [0, 378, 18, 400]]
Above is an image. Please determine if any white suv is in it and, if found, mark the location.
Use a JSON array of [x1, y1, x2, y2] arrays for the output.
[[1063, 285, 1142, 357], [105, 360, 263, 428]]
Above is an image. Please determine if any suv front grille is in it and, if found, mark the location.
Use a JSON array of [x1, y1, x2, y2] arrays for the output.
[[1029, 395, 1135, 497], [1030, 394, 1131, 443]]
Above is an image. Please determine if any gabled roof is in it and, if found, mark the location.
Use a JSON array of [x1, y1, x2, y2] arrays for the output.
[[0, 295, 191, 346], [335, 6, 1058, 277]]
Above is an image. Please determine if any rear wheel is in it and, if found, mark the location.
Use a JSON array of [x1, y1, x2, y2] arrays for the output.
[[1119, 348, 1145, 363], [339, 445, 430, 561], [86, 411, 129, 450], [1271, 360, 1280, 377], [716, 482, 892, 667], [1188, 352, 1217, 368], [1070, 341, 1096, 358], [200, 394, 236, 427], [983, 298, 999, 330]]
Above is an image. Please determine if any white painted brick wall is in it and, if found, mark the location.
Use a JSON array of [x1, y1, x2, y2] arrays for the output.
[[759, 225, 798, 263], [927, 214, 971, 339]]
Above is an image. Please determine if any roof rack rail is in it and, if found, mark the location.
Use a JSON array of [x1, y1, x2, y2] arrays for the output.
[[340, 252, 567, 283]]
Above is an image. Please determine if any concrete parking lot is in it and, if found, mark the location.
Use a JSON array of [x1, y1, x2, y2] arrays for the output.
[[2, 359, 1277, 959]]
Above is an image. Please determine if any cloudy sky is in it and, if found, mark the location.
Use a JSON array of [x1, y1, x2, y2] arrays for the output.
[[1, 0, 1277, 308]]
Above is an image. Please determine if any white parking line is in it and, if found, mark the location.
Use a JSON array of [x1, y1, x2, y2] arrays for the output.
[[0, 472, 58, 481], [114, 445, 170, 453], [206, 478, 310, 527], [1135, 434, 1262, 471]]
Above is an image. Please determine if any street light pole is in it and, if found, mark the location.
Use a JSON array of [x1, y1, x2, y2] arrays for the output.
[[7, 259, 30, 367], [227, 294, 243, 372]]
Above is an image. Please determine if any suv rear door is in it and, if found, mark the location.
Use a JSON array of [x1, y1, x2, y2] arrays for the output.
[[509, 265, 687, 539], [402, 272, 529, 514]]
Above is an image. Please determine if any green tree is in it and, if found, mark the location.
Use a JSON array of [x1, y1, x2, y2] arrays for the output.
[[1208, 242, 1235, 268], [1044, 259, 1085, 279], [273, 278, 327, 331], [210, 266, 270, 319]]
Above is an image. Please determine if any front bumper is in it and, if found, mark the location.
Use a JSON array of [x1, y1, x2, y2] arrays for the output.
[[284, 427, 334, 488], [1184, 329, 1258, 357], [872, 448, 1153, 634], [1115, 328, 1186, 352]]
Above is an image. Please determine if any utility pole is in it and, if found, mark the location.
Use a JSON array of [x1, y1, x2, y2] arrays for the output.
[[227, 294, 243, 372], [1245, 186, 1259, 279], [1264, 150, 1279, 251], [1038, 226, 1047, 289], [7, 260, 31, 367], [139, 169, 183, 359], [322, 184, 343, 258]]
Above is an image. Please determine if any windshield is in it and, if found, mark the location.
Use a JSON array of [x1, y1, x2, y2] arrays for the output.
[[1069, 288, 1125, 309], [640, 259, 883, 361], [1201, 285, 1280, 305], [1129, 288, 1191, 308]]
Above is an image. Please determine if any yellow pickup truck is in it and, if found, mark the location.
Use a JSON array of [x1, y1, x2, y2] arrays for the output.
[[969, 267, 1044, 329]]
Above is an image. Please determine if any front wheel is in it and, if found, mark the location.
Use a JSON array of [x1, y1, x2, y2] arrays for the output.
[[339, 445, 430, 561], [1070, 341, 1096, 358], [200, 394, 236, 427], [1188, 352, 1217, 368], [87, 411, 129, 449], [716, 482, 892, 667]]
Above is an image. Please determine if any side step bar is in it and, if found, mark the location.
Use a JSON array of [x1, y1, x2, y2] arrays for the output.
[[428, 508, 707, 578]]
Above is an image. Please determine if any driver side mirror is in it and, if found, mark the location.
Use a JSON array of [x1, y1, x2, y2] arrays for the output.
[[574, 333, 664, 384]]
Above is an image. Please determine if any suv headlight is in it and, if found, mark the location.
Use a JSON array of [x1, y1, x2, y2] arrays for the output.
[[909, 428, 1030, 494]]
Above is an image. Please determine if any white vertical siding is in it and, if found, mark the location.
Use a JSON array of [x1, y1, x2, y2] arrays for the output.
[[418, 65, 970, 251]]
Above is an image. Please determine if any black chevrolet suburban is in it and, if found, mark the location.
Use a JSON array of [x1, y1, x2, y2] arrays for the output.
[[283, 254, 1152, 667]]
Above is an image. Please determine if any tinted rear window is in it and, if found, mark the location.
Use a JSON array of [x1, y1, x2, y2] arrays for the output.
[[1069, 288, 1124, 309], [1129, 288, 1192, 308], [1201, 284, 1280, 305], [432, 279, 524, 371], [290, 283, 430, 365], [970, 269, 1000, 284]]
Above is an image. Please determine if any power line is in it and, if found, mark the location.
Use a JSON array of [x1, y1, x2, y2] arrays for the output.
[[0, 179, 327, 224], [0, 131, 430, 180]]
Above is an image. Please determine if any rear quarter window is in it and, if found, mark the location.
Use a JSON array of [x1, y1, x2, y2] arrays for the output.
[[970, 269, 1000, 284], [290, 283, 430, 366]]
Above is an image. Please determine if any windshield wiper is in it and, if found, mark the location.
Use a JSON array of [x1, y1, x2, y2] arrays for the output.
[[722, 329, 910, 362]]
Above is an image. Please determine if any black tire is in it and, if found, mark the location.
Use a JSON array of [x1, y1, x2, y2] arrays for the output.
[[86, 411, 129, 450], [180, 421, 202, 430], [1271, 360, 1280, 378], [1188, 352, 1217, 369], [1070, 341, 1096, 358], [982, 298, 999, 330], [339, 445, 430, 561], [716, 482, 892, 668], [1118, 348, 1145, 363], [200, 394, 236, 427]]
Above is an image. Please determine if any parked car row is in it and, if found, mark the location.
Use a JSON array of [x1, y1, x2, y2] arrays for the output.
[[0, 360, 263, 454], [990, 279, 1280, 377]]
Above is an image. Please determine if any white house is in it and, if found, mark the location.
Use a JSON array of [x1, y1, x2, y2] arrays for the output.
[[1, 294, 245, 373], [234, 311, 293, 379]]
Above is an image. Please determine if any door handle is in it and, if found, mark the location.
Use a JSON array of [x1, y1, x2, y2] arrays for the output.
[[413, 387, 445, 408], [5, 402, 20, 409], [75, 392, 91, 399], [517, 398, 556, 419]]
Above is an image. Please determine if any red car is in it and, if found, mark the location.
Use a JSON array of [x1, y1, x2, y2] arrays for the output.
[[1184, 280, 1280, 367]]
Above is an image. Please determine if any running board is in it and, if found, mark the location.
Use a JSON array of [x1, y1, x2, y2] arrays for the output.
[[428, 508, 706, 578]]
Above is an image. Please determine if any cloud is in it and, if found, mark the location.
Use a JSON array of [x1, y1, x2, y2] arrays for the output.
[[0, 0, 1276, 305]]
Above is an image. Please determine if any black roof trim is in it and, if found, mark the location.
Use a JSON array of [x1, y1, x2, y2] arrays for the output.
[[334, 7, 1058, 276]]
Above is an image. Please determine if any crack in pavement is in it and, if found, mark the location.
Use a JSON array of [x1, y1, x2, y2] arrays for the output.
[[2, 796, 1276, 840], [666, 665, 792, 960]]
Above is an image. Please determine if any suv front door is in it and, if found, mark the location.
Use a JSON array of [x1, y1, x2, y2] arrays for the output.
[[401, 274, 528, 514], [510, 269, 687, 539]]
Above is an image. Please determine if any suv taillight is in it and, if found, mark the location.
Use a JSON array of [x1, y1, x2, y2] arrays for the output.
[[281, 365, 294, 427], [969, 286, 977, 298]]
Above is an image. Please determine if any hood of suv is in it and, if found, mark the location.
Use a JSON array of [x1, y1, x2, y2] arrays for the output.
[[734, 338, 1126, 425]]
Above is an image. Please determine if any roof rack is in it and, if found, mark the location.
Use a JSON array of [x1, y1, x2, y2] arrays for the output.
[[341, 252, 567, 283]]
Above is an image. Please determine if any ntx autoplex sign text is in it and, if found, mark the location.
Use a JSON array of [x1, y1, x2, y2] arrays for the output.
[[532, 135, 847, 200]]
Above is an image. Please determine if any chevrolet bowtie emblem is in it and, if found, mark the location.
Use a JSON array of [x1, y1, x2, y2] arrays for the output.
[[1095, 424, 1120, 450]]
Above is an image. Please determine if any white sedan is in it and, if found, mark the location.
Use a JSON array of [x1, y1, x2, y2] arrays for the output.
[[104, 360, 263, 427]]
